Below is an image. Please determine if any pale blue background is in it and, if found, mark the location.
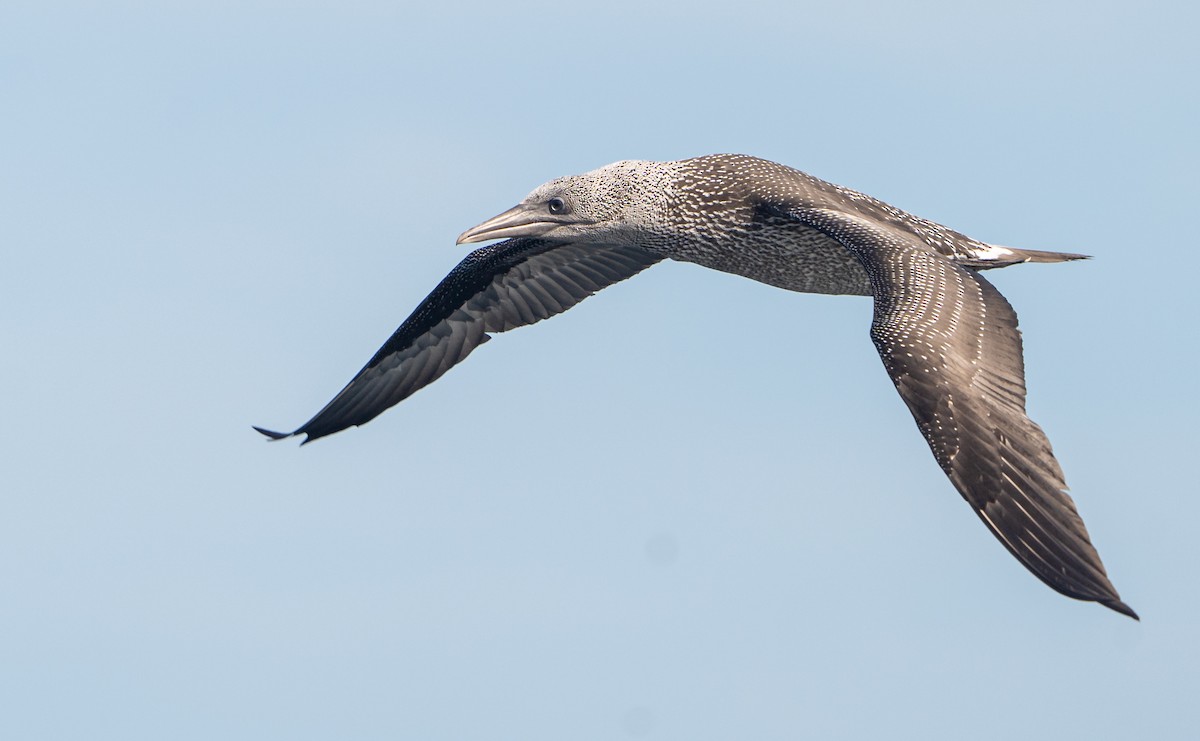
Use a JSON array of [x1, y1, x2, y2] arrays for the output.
[[3, 1, 1197, 739]]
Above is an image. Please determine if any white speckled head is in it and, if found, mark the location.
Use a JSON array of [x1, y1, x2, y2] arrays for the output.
[[457, 160, 676, 245]]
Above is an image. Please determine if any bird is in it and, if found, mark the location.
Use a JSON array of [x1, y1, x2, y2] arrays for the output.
[[256, 153, 1136, 619]]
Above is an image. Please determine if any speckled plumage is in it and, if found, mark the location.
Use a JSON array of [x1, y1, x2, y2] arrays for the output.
[[257, 154, 1133, 619]]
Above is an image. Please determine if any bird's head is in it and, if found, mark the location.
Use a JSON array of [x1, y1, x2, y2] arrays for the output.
[[456, 160, 670, 246]]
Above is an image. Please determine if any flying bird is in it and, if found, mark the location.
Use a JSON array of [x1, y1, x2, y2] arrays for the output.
[[256, 154, 1135, 619]]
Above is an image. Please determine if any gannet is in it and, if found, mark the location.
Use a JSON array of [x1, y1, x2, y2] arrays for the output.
[[256, 154, 1136, 618]]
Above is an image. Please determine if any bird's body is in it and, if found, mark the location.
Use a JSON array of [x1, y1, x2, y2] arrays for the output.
[[657, 157, 874, 295], [257, 154, 1134, 619]]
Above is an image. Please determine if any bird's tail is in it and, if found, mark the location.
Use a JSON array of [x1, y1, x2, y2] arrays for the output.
[[1002, 246, 1091, 263], [969, 244, 1091, 270]]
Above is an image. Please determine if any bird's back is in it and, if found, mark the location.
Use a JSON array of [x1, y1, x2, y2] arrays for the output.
[[658, 154, 1015, 296]]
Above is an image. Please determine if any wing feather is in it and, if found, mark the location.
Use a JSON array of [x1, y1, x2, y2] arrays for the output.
[[767, 204, 1134, 618], [256, 238, 662, 443]]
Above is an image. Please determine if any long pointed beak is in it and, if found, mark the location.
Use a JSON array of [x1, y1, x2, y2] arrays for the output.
[[456, 204, 558, 245]]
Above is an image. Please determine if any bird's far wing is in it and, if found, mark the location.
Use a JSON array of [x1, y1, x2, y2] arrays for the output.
[[256, 239, 662, 443], [765, 202, 1135, 618]]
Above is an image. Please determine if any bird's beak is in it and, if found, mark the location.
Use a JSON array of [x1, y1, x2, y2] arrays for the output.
[[456, 204, 559, 245]]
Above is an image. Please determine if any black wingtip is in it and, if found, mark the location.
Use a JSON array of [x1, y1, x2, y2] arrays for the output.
[[1102, 598, 1140, 621], [253, 425, 293, 441]]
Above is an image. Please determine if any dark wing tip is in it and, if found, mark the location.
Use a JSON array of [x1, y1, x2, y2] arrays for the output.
[[253, 425, 295, 441], [1101, 598, 1140, 621]]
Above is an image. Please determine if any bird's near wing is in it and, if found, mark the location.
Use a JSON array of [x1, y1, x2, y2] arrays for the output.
[[256, 239, 662, 443], [768, 203, 1135, 618]]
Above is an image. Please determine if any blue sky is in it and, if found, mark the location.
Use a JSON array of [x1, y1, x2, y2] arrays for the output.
[[3, 1, 1197, 739]]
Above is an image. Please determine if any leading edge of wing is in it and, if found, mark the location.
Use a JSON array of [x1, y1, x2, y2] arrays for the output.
[[255, 238, 663, 443]]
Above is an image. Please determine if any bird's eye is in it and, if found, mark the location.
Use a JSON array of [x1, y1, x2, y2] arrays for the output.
[[547, 197, 568, 215]]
